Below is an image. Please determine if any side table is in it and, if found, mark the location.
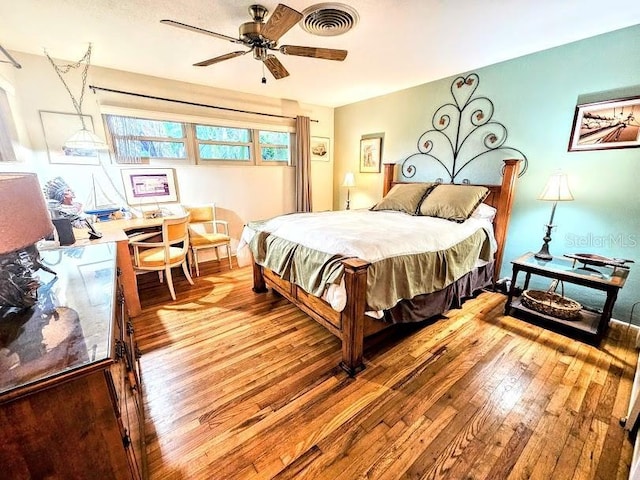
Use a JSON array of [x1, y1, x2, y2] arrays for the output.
[[505, 252, 630, 343]]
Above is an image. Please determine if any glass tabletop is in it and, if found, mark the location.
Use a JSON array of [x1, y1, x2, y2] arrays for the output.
[[512, 252, 629, 288], [0, 243, 117, 396]]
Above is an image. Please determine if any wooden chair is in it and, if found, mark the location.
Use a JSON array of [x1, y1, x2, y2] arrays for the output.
[[129, 214, 194, 301], [183, 204, 232, 275]]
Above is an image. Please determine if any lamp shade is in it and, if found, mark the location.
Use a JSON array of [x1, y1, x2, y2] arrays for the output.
[[64, 127, 107, 151], [538, 171, 574, 202], [0, 173, 54, 254], [342, 172, 355, 188]]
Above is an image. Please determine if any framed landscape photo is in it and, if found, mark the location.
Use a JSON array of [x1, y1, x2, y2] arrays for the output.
[[310, 136, 330, 161], [121, 168, 179, 205], [568, 95, 640, 151], [40, 110, 100, 165], [359, 134, 383, 173]]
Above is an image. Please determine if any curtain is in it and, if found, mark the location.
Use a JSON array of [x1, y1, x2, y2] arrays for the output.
[[295, 115, 312, 212]]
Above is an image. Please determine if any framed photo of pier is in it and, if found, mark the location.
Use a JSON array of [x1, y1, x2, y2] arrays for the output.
[[568, 95, 640, 151]]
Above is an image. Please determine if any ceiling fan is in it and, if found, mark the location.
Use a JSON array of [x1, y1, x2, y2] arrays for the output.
[[161, 3, 348, 82]]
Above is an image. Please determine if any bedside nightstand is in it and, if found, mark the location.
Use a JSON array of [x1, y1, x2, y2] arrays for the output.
[[505, 252, 630, 343]]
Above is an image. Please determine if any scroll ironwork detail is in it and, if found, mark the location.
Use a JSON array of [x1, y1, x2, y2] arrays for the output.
[[401, 73, 528, 182]]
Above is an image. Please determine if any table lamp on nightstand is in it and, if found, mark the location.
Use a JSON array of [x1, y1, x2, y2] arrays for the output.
[[342, 172, 355, 210], [535, 171, 574, 260]]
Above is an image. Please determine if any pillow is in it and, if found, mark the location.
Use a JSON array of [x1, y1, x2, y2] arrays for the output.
[[471, 202, 497, 222], [371, 183, 435, 215], [418, 184, 489, 222]]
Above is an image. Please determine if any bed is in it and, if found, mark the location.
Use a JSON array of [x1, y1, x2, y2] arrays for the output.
[[242, 160, 520, 375]]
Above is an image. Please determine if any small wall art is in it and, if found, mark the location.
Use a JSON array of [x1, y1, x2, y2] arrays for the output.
[[311, 136, 330, 161], [360, 134, 384, 173], [568, 94, 640, 151]]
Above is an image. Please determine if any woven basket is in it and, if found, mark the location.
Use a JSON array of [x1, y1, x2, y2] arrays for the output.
[[521, 282, 582, 320]]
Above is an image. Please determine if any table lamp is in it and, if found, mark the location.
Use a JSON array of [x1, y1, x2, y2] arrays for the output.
[[0, 173, 55, 309], [534, 171, 574, 260], [342, 172, 355, 210]]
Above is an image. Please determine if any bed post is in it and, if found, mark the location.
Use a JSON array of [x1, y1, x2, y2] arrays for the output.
[[252, 262, 267, 293], [340, 258, 370, 376], [383, 163, 396, 196], [493, 159, 521, 281]]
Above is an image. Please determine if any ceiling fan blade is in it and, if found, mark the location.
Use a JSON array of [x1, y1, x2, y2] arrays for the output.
[[160, 19, 244, 44], [263, 55, 289, 79], [193, 50, 249, 67], [260, 4, 303, 42], [279, 45, 348, 61]]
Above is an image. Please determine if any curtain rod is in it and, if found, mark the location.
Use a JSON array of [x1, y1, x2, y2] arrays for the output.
[[89, 85, 318, 122]]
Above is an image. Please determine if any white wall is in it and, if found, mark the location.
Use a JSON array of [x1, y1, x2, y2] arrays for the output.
[[1, 51, 335, 251]]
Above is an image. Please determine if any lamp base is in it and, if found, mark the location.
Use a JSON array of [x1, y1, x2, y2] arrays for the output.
[[534, 241, 552, 261], [0, 245, 41, 310], [534, 223, 554, 261]]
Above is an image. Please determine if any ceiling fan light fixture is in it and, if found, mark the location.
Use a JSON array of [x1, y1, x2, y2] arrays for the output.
[[300, 3, 359, 37]]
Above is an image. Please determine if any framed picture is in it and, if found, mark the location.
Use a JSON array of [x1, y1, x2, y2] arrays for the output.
[[121, 168, 179, 205], [310, 136, 330, 161], [39, 110, 100, 165], [568, 95, 640, 151], [360, 134, 383, 173]]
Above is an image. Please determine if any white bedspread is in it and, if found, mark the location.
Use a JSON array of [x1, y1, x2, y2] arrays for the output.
[[238, 209, 496, 315]]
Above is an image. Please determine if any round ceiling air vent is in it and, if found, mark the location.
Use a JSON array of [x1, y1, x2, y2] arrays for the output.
[[300, 3, 359, 37]]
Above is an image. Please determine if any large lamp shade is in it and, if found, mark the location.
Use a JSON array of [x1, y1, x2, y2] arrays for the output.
[[0, 173, 54, 254]]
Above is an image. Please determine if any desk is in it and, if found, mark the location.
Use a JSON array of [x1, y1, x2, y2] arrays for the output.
[[73, 217, 165, 317]]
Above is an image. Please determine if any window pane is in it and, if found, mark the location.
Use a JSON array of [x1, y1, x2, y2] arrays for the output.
[[199, 144, 250, 160], [196, 125, 250, 142], [107, 116, 184, 138], [259, 130, 289, 145], [261, 146, 289, 162], [115, 139, 186, 158]]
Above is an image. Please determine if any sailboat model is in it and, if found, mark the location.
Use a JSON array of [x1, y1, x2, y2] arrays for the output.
[[84, 173, 120, 221]]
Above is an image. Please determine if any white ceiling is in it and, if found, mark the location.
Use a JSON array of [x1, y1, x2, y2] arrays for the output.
[[2, 0, 640, 108]]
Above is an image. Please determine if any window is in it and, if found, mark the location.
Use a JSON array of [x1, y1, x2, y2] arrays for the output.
[[105, 115, 188, 163], [104, 114, 292, 166], [196, 125, 251, 162], [259, 130, 290, 164]]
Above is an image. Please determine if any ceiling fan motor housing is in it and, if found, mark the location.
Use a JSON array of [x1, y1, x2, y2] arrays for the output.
[[239, 21, 264, 42]]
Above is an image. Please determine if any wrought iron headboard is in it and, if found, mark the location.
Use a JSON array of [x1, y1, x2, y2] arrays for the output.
[[400, 73, 528, 182]]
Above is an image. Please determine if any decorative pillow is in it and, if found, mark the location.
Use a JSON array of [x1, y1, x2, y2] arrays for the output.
[[471, 202, 497, 222], [418, 184, 489, 222], [371, 183, 435, 215]]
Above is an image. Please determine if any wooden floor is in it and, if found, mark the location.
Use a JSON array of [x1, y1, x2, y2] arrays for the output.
[[134, 260, 638, 480]]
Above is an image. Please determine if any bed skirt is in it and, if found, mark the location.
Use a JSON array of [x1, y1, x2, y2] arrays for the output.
[[385, 262, 494, 324]]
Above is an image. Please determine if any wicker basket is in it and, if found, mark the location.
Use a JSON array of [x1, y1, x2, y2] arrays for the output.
[[521, 281, 582, 320]]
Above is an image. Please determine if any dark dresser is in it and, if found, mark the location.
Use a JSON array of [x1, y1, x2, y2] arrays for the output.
[[0, 243, 146, 479]]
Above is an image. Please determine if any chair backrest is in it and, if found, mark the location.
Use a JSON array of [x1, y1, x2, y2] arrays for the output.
[[163, 214, 190, 254], [184, 204, 217, 224]]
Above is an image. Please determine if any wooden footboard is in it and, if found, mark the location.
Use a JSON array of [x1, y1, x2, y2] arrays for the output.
[[252, 258, 388, 375]]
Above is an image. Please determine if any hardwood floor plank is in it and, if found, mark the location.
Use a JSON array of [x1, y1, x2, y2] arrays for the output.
[[132, 264, 638, 479]]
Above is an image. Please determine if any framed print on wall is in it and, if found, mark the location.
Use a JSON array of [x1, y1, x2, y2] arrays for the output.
[[360, 134, 383, 173], [310, 136, 330, 161], [121, 168, 179, 205], [568, 95, 640, 151], [39, 110, 100, 165]]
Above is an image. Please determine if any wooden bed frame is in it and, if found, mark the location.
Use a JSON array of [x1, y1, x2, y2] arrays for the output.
[[252, 159, 521, 375]]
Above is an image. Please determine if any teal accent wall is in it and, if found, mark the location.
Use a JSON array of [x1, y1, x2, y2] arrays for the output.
[[334, 25, 640, 324]]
